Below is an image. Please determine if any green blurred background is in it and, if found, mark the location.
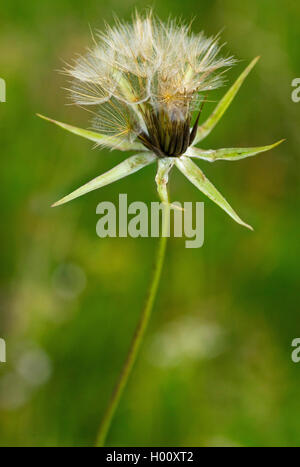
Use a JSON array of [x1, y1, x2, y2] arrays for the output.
[[0, 0, 299, 447]]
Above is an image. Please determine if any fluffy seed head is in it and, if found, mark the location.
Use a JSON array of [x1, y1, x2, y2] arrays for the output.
[[65, 12, 235, 156]]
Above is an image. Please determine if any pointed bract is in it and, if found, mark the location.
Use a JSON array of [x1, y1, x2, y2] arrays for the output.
[[175, 156, 253, 230], [37, 114, 144, 151], [194, 57, 260, 145], [186, 139, 285, 162], [52, 152, 156, 207]]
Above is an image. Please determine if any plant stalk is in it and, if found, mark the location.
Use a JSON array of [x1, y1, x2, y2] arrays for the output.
[[95, 210, 169, 447]]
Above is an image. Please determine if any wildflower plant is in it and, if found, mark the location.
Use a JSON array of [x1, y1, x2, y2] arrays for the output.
[[38, 12, 283, 446]]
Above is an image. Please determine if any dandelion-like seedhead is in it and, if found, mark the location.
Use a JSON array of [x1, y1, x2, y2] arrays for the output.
[[67, 12, 235, 156], [38, 11, 284, 230]]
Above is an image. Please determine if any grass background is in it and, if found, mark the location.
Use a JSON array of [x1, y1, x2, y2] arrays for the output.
[[0, 0, 299, 446]]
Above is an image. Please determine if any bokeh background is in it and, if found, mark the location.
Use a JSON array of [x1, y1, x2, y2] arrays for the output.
[[0, 0, 299, 447]]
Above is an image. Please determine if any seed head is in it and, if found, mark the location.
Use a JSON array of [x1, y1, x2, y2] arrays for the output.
[[65, 12, 235, 156]]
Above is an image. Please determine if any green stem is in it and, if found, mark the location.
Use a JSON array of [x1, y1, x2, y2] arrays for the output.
[[95, 211, 169, 447]]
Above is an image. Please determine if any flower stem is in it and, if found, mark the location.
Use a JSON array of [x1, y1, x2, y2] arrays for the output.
[[95, 210, 169, 447]]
